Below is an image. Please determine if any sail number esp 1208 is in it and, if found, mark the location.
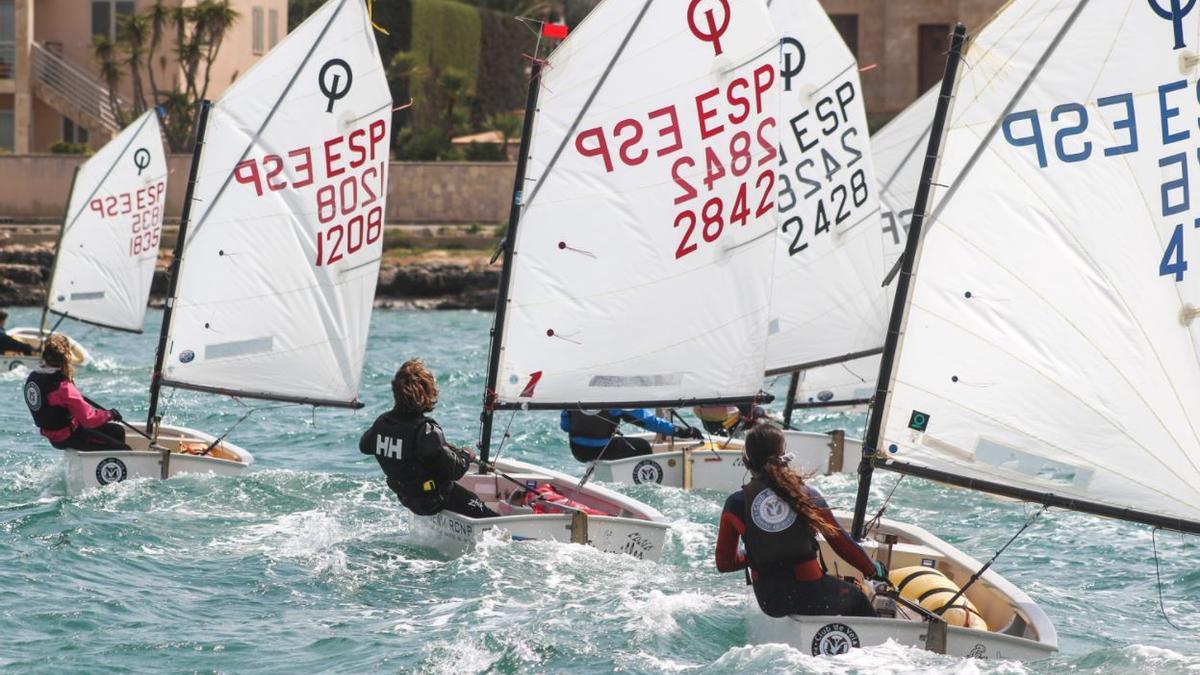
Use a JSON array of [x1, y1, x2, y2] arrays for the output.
[[232, 118, 388, 267]]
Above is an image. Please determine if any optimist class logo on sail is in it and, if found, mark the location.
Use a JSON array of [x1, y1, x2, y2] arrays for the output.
[[571, 0, 778, 261]]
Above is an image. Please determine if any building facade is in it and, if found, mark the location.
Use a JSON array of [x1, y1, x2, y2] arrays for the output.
[[820, 0, 1007, 115], [0, 0, 286, 153]]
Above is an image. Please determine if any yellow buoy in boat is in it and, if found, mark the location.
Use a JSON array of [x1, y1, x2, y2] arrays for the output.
[[889, 566, 988, 631]]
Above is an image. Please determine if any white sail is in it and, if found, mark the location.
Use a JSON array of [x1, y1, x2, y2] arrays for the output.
[[493, 0, 780, 405], [793, 352, 879, 406], [160, 0, 390, 406], [879, 0, 1200, 525], [874, 86, 935, 271], [763, 0, 887, 375], [47, 109, 167, 333]]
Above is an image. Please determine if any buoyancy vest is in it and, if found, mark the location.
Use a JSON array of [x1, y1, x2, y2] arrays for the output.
[[740, 479, 819, 573], [24, 367, 71, 433], [566, 409, 620, 441], [367, 412, 450, 514]]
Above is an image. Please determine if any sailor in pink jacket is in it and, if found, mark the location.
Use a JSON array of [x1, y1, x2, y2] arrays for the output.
[[23, 335, 129, 450]]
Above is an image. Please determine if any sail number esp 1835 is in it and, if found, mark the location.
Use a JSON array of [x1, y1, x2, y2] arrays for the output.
[[232, 118, 388, 267]]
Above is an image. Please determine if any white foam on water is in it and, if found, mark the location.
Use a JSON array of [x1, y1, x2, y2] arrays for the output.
[[708, 639, 1029, 674]]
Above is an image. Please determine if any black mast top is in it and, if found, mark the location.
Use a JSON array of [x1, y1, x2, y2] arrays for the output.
[[849, 24, 967, 540]]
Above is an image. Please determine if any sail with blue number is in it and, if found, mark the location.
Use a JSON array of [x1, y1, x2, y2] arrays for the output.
[[875, 0, 1200, 526]]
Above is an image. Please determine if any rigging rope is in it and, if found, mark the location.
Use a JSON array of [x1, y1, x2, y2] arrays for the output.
[[936, 504, 1048, 617], [1152, 527, 1184, 631], [485, 407, 520, 466], [864, 475, 905, 537]]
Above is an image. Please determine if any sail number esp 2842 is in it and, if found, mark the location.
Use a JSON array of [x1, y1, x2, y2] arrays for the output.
[[573, 63, 777, 261]]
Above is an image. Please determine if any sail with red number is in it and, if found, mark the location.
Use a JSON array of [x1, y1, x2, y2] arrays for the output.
[[45, 108, 168, 334], [157, 0, 390, 407], [489, 0, 781, 407], [763, 0, 888, 379]]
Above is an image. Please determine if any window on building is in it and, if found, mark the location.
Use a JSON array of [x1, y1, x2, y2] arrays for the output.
[[918, 24, 952, 94], [0, 0, 14, 79], [62, 117, 89, 145], [0, 107, 13, 151], [91, 1, 135, 40], [830, 14, 859, 59], [252, 7, 265, 55], [268, 8, 279, 49]]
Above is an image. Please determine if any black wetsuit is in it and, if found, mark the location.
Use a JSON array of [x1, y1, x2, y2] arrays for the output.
[[359, 409, 497, 518]]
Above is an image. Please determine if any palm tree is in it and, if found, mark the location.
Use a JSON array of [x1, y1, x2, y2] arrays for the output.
[[195, 0, 239, 104], [92, 36, 124, 125], [117, 12, 151, 114], [144, 0, 172, 101]]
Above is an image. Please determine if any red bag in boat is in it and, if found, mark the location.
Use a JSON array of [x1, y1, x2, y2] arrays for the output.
[[523, 484, 606, 516]]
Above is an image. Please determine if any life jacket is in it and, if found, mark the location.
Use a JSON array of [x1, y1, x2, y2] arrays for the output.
[[522, 484, 606, 516], [24, 367, 72, 433], [565, 409, 620, 441], [740, 478, 819, 573], [366, 412, 451, 514]]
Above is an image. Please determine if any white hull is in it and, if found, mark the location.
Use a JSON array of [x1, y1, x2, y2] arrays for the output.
[[60, 422, 253, 495], [590, 430, 858, 491], [409, 458, 669, 561], [6, 326, 91, 365], [745, 515, 1057, 661]]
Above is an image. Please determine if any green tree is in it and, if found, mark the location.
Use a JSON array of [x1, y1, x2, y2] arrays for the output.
[[93, 0, 239, 151]]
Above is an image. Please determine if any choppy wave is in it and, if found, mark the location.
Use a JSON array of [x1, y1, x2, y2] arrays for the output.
[[0, 308, 1197, 673]]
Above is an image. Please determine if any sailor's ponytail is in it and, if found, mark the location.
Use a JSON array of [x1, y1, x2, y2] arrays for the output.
[[744, 425, 839, 539]]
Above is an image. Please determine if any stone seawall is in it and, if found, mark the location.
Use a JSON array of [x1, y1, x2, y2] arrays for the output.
[[0, 156, 516, 225], [0, 245, 498, 311]]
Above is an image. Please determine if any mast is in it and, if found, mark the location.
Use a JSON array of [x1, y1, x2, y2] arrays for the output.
[[39, 165, 80, 343], [147, 100, 211, 435], [782, 371, 800, 429], [478, 61, 543, 468], [850, 24, 966, 540]]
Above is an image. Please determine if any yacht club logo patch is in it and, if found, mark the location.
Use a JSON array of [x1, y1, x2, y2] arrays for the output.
[[95, 458, 128, 485], [23, 381, 41, 410], [632, 459, 664, 485], [811, 622, 860, 656], [750, 488, 796, 532]]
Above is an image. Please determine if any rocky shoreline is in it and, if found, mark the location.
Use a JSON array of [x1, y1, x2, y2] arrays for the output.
[[0, 245, 499, 311]]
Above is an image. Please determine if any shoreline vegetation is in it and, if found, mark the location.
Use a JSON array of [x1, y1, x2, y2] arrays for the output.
[[0, 225, 500, 311]]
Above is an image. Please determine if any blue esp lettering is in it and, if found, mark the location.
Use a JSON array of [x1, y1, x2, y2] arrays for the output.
[[1003, 109, 1047, 168], [1159, 79, 1191, 145], [1098, 93, 1139, 157], [1160, 152, 1190, 217], [1160, 222, 1189, 282], [1051, 103, 1091, 163]]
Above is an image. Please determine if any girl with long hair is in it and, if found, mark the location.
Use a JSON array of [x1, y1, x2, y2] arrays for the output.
[[24, 334, 130, 450], [714, 424, 883, 617]]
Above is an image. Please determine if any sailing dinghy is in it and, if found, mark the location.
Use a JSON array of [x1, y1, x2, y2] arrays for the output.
[[4, 109, 169, 371], [592, 0, 882, 489], [62, 0, 389, 493], [410, 2, 781, 559]]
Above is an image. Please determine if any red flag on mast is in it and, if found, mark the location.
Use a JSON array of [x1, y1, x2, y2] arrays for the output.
[[542, 22, 568, 39]]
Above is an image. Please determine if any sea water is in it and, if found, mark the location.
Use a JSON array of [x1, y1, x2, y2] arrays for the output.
[[0, 308, 1197, 673]]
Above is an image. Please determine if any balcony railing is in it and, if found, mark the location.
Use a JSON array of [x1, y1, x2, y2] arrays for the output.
[[31, 41, 119, 135]]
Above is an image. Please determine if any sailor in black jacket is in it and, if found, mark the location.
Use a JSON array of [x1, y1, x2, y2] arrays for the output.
[[360, 359, 497, 518]]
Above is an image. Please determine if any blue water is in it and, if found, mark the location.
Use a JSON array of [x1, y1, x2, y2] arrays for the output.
[[1, 307, 1197, 673]]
